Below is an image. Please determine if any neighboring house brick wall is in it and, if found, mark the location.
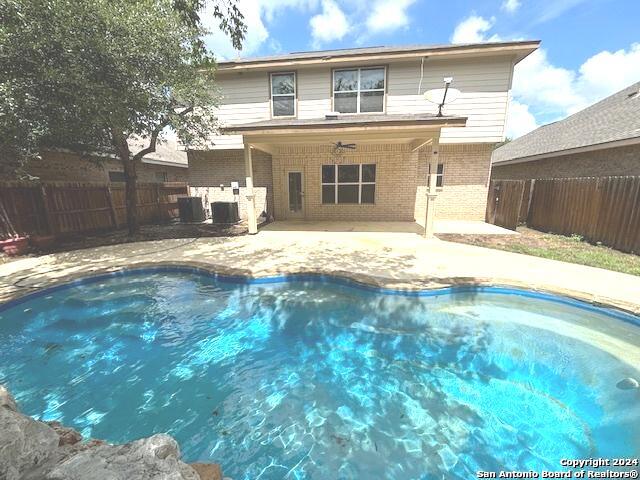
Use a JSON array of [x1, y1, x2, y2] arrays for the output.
[[491, 144, 640, 180], [24, 151, 187, 183], [187, 149, 273, 220]]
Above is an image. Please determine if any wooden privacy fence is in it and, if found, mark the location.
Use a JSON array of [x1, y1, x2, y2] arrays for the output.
[[486, 176, 640, 254], [0, 181, 188, 237], [485, 179, 527, 231]]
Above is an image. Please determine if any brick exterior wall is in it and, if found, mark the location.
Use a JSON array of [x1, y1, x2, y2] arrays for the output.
[[272, 144, 420, 221], [23, 150, 187, 183], [491, 144, 640, 180], [416, 143, 493, 222], [187, 149, 273, 220], [189, 142, 492, 223]]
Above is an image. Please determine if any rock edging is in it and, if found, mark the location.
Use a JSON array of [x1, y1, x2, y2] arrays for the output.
[[0, 385, 224, 480]]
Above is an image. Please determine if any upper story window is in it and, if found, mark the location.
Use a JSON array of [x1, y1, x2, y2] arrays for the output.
[[333, 67, 385, 114], [271, 72, 296, 117]]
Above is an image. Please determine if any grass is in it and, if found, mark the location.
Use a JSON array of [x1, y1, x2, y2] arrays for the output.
[[438, 227, 640, 276]]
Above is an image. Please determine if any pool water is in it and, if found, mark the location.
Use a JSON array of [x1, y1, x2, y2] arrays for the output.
[[1, 270, 639, 479]]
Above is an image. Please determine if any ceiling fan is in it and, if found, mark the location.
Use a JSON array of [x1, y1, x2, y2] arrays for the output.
[[334, 141, 356, 150]]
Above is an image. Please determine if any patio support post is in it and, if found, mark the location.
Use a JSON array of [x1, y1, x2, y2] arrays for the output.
[[424, 137, 440, 238], [244, 142, 258, 234]]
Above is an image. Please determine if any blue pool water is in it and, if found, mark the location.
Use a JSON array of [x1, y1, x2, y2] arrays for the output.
[[1, 269, 639, 479]]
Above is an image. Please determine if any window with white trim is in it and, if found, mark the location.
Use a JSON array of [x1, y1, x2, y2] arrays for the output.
[[271, 72, 296, 117], [333, 67, 385, 114], [321, 164, 376, 204], [429, 163, 445, 188]]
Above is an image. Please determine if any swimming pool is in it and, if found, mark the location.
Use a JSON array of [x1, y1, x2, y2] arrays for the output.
[[1, 268, 639, 479]]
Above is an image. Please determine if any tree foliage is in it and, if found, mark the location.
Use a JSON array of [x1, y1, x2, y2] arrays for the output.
[[0, 0, 245, 231]]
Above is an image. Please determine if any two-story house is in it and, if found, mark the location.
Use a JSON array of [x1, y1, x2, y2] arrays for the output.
[[187, 40, 539, 235]]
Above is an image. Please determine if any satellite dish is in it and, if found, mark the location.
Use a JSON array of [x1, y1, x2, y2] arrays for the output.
[[423, 88, 460, 104]]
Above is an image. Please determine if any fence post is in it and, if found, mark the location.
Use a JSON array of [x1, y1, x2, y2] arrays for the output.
[[155, 184, 162, 222], [40, 184, 56, 235], [106, 186, 118, 228], [525, 180, 535, 225]]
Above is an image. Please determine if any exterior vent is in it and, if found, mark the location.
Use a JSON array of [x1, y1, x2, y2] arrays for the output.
[[325, 112, 340, 120]]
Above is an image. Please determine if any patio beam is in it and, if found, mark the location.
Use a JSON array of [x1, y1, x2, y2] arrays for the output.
[[243, 129, 442, 146], [424, 137, 440, 238], [244, 142, 258, 235], [251, 143, 276, 155], [410, 138, 433, 152]]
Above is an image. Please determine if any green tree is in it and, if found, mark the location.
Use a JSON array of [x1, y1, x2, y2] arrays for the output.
[[0, 0, 245, 233]]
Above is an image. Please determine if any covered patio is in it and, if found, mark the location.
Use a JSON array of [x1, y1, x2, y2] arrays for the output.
[[223, 113, 468, 238]]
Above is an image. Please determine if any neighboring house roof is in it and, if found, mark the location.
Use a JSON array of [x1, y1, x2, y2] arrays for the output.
[[493, 81, 640, 165], [223, 113, 466, 133], [128, 138, 188, 168], [217, 40, 540, 71]]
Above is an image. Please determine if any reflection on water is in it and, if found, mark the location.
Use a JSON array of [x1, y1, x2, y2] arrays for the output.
[[0, 272, 639, 480]]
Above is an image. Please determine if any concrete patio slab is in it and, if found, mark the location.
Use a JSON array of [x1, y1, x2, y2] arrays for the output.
[[434, 220, 517, 235], [262, 220, 517, 235], [0, 229, 638, 316]]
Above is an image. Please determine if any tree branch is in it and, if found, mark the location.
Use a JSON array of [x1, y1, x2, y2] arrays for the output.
[[131, 106, 194, 162]]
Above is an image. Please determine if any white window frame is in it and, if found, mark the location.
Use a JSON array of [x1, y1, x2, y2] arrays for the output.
[[429, 163, 445, 188], [332, 66, 386, 114], [270, 72, 296, 118], [321, 164, 376, 204]]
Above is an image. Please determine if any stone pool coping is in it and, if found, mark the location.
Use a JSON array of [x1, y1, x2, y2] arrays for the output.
[[2, 259, 640, 319], [0, 233, 639, 317]]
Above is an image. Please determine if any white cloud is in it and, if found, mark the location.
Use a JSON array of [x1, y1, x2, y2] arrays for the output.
[[501, 0, 521, 13], [505, 100, 538, 138], [310, 0, 349, 48], [575, 43, 640, 103], [202, 0, 317, 59], [512, 49, 583, 116], [508, 43, 640, 137], [451, 13, 640, 138], [451, 15, 501, 44], [366, 0, 416, 33]]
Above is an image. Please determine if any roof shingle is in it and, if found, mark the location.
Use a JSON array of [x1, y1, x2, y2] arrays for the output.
[[493, 81, 640, 164]]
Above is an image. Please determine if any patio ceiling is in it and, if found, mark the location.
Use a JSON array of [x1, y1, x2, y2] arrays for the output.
[[222, 113, 467, 151]]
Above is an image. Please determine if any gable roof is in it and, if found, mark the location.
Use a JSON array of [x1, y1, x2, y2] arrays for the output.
[[493, 81, 640, 164], [216, 40, 540, 72]]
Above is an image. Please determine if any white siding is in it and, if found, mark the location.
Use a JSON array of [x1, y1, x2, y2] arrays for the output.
[[386, 58, 512, 143], [298, 67, 332, 119], [211, 71, 270, 149], [209, 56, 514, 148]]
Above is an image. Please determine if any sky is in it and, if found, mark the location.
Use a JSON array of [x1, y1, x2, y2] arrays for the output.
[[202, 0, 640, 138]]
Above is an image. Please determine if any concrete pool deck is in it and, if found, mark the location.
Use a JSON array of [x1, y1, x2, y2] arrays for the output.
[[0, 225, 639, 315]]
